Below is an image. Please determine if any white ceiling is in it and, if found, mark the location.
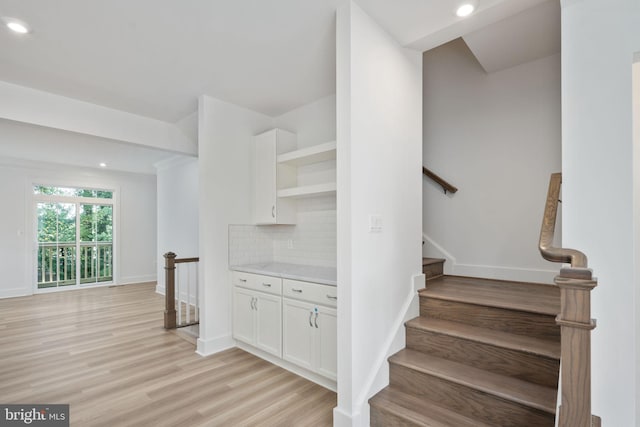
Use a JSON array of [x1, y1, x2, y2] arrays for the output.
[[0, 119, 177, 174], [463, 0, 560, 73], [0, 0, 560, 174]]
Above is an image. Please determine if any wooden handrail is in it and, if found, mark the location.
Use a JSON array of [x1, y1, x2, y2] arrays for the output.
[[538, 173, 589, 274], [164, 252, 200, 330], [422, 167, 458, 194], [175, 257, 200, 264], [538, 173, 601, 427]]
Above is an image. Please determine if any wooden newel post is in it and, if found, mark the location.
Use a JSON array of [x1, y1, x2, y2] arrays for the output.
[[164, 252, 177, 329], [555, 268, 601, 427]]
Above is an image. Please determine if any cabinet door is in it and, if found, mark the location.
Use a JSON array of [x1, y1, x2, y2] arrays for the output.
[[254, 130, 277, 224], [282, 298, 314, 371], [255, 293, 282, 357], [233, 287, 255, 345], [315, 306, 337, 380]]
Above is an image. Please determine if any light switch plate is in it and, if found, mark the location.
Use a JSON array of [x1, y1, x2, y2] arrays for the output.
[[369, 214, 382, 233]]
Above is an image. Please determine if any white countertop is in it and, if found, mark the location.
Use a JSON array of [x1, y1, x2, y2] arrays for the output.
[[230, 262, 337, 286]]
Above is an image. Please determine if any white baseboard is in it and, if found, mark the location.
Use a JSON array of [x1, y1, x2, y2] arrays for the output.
[[452, 263, 557, 284], [119, 275, 157, 285], [0, 287, 32, 299], [423, 232, 557, 284], [350, 273, 423, 424], [196, 334, 235, 357], [332, 406, 367, 427], [236, 341, 336, 392], [155, 285, 165, 295]]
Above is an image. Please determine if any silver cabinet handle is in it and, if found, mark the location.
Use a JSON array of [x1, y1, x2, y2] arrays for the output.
[[308, 311, 313, 327], [292, 288, 302, 293], [272, 205, 275, 218], [314, 313, 318, 328], [262, 283, 272, 287], [250, 297, 254, 310], [254, 298, 257, 311], [326, 295, 337, 300], [239, 278, 247, 282]]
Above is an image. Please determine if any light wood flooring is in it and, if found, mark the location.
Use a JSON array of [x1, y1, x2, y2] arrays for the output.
[[0, 283, 335, 426]]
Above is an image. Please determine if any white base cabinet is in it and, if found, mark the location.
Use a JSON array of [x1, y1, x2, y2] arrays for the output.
[[283, 298, 337, 381], [232, 287, 282, 357], [231, 271, 337, 384]]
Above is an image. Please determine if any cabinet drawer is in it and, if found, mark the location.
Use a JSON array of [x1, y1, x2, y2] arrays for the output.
[[232, 271, 282, 295], [283, 279, 337, 307]]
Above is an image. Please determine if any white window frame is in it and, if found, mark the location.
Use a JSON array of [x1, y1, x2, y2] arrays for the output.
[[29, 182, 119, 294]]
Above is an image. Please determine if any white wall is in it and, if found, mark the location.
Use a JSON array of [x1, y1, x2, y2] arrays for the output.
[[561, 0, 640, 425], [0, 81, 195, 155], [0, 157, 157, 298], [633, 57, 640, 426], [274, 95, 337, 267], [275, 94, 337, 149], [335, 2, 423, 426], [197, 96, 272, 356], [422, 38, 561, 283], [156, 156, 199, 293]]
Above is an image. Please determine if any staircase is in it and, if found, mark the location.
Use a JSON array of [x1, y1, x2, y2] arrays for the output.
[[369, 258, 561, 426]]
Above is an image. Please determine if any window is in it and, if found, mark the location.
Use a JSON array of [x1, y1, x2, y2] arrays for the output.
[[34, 185, 115, 290]]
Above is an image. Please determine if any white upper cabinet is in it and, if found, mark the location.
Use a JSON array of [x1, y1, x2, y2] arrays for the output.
[[254, 129, 337, 224], [254, 129, 297, 224]]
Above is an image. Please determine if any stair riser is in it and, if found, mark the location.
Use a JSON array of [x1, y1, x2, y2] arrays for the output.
[[420, 298, 560, 341], [390, 363, 555, 427], [406, 327, 560, 388], [423, 263, 444, 281]]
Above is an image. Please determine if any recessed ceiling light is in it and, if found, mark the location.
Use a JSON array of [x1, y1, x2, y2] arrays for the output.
[[99, 162, 107, 168], [4, 18, 30, 34], [456, 3, 476, 17]]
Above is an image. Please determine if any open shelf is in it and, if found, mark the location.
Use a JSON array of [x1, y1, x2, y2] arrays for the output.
[[277, 141, 336, 167], [277, 182, 337, 199]]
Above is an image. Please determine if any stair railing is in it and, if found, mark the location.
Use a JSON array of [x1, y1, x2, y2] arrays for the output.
[[164, 252, 200, 330], [422, 166, 458, 194], [538, 173, 601, 427]]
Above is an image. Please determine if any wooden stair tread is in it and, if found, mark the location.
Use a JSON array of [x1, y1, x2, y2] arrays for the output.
[[370, 387, 492, 427], [422, 257, 446, 266], [405, 316, 560, 359], [389, 349, 557, 414], [420, 275, 560, 315]]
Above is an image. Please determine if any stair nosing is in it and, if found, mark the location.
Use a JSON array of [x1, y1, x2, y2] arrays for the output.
[[370, 387, 492, 427], [405, 317, 560, 360], [389, 349, 557, 414]]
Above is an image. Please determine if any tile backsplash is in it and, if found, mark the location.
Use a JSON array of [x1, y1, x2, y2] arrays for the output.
[[229, 196, 336, 268]]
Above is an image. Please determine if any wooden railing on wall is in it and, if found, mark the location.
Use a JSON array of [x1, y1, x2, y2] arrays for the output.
[[538, 173, 601, 427], [422, 166, 458, 194], [164, 252, 200, 330]]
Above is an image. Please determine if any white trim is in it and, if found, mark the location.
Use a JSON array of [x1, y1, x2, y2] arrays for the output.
[[332, 406, 365, 427], [0, 287, 31, 299], [422, 232, 457, 274], [451, 263, 557, 284], [119, 275, 157, 285], [349, 273, 424, 426], [422, 232, 557, 283], [236, 342, 337, 392], [35, 280, 116, 294], [196, 334, 235, 357], [30, 181, 118, 293]]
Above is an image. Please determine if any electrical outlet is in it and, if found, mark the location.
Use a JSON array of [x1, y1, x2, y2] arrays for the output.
[[287, 239, 294, 249]]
